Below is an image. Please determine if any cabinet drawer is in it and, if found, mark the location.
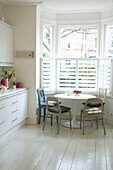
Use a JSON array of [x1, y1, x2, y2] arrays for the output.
[[11, 101, 18, 112], [11, 117, 18, 128], [6, 95, 17, 104], [11, 95, 17, 103], [0, 120, 5, 136], [12, 110, 18, 120], [0, 105, 5, 122], [0, 99, 5, 106]]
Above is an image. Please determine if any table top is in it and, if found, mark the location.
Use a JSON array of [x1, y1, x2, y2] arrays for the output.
[[54, 93, 96, 100]]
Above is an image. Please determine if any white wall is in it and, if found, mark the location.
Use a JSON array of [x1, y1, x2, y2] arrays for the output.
[[101, 7, 113, 19], [57, 12, 101, 24], [0, 3, 2, 14], [0, 2, 3, 20], [3, 5, 37, 124]]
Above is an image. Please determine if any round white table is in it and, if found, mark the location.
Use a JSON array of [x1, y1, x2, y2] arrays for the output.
[[54, 93, 96, 128]]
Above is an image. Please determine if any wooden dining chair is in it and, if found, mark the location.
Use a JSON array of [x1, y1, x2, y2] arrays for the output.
[[42, 97, 72, 134], [80, 98, 106, 135], [37, 88, 52, 125]]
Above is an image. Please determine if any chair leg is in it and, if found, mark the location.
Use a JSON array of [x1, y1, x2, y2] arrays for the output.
[[69, 111, 72, 129], [57, 115, 61, 135], [83, 116, 85, 135], [96, 117, 98, 129], [43, 108, 46, 121], [102, 115, 106, 135], [56, 116, 58, 126], [38, 108, 41, 124], [51, 115, 53, 126], [80, 110, 82, 129], [42, 114, 47, 131]]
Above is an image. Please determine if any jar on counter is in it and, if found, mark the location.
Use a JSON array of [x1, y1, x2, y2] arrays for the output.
[[18, 82, 23, 88]]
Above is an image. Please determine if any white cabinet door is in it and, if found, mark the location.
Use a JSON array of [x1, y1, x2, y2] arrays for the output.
[[5, 95, 18, 130], [0, 99, 6, 136], [4, 25, 13, 63], [0, 22, 13, 64], [18, 91, 28, 122], [0, 22, 5, 62], [5, 97, 12, 131]]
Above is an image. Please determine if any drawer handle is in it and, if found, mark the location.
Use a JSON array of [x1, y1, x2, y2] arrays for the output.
[[12, 101, 18, 104], [0, 121, 5, 125], [12, 118, 18, 122], [12, 109, 18, 113], [0, 106, 5, 109]]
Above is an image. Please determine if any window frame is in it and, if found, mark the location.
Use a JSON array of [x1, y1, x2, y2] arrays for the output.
[[103, 22, 113, 96], [104, 23, 113, 59], [40, 21, 56, 92], [58, 24, 100, 59]]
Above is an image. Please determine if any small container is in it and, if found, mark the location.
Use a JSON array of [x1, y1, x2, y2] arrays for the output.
[[13, 82, 17, 88], [1, 79, 6, 87], [18, 82, 23, 88], [12, 85, 16, 89]]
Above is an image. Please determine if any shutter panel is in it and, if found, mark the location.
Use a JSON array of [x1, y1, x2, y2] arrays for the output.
[[57, 59, 76, 91], [41, 58, 56, 92], [78, 60, 97, 92], [98, 59, 111, 94]]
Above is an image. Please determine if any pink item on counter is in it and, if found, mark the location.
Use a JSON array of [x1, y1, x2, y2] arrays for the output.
[[1, 79, 6, 87], [13, 82, 18, 88], [18, 82, 23, 88]]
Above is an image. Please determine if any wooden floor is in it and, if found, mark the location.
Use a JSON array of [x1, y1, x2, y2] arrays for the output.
[[0, 120, 113, 170]]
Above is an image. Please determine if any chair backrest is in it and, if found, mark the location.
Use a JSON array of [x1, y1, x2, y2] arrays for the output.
[[84, 98, 104, 112], [37, 88, 46, 106], [98, 88, 107, 102], [46, 97, 61, 114]]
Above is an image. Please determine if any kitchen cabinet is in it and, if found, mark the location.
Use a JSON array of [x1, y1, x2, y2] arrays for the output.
[[0, 21, 13, 65], [0, 88, 28, 136], [0, 99, 6, 136], [5, 94, 18, 131], [18, 91, 28, 122]]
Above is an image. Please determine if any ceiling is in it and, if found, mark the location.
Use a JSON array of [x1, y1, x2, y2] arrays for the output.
[[3, 0, 113, 12]]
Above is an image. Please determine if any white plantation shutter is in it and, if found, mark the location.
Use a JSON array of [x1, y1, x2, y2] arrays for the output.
[[98, 59, 112, 94], [57, 59, 97, 92], [57, 59, 76, 91], [41, 58, 112, 94], [41, 58, 56, 92], [78, 60, 97, 92]]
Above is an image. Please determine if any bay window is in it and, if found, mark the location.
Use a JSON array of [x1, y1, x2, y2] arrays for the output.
[[41, 24, 112, 94]]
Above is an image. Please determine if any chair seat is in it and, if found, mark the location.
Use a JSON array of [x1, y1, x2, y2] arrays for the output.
[[48, 105, 71, 113], [86, 109, 102, 115], [82, 102, 105, 107], [41, 101, 61, 106]]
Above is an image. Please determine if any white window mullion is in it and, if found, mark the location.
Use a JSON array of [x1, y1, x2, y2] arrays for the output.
[[76, 60, 78, 89], [111, 60, 113, 96]]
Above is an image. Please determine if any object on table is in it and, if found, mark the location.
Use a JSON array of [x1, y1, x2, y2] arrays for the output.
[[65, 91, 72, 96], [73, 90, 82, 96]]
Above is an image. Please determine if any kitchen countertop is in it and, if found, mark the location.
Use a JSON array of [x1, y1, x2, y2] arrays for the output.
[[0, 88, 28, 98]]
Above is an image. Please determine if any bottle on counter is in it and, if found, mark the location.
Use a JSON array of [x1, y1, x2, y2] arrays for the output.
[[17, 82, 23, 88]]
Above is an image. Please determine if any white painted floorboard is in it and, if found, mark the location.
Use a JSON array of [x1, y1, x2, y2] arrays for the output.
[[0, 120, 113, 170]]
